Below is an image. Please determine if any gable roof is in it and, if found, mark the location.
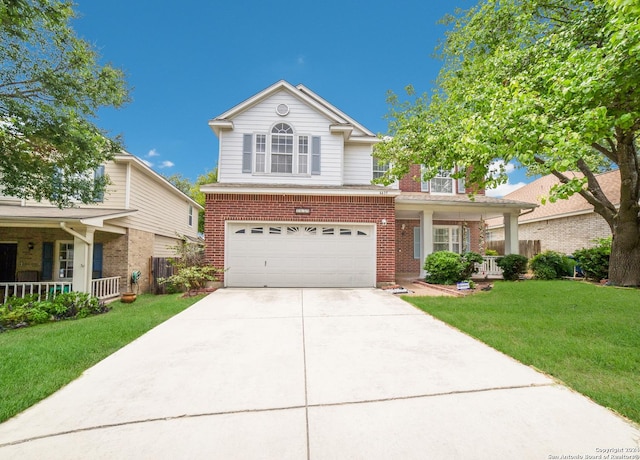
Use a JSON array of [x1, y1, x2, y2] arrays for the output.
[[208, 80, 377, 142], [487, 170, 620, 227]]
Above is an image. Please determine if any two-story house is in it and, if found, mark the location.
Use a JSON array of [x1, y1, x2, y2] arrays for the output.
[[0, 152, 202, 301], [202, 81, 535, 287]]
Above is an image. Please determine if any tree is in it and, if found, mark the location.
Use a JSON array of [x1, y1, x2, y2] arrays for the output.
[[0, 0, 130, 207], [374, 0, 640, 286]]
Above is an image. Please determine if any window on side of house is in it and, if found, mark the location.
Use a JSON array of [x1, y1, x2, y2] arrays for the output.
[[372, 157, 389, 180], [188, 205, 193, 227]]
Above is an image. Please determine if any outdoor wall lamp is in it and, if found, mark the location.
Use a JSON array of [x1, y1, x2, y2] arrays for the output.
[[28, 242, 34, 250]]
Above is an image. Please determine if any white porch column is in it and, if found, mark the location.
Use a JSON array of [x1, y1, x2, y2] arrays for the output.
[[419, 210, 434, 278], [503, 213, 519, 255], [61, 223, 95, 294]]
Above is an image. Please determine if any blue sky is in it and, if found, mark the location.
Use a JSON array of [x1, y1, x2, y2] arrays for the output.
[[73, 0, 526, 196]]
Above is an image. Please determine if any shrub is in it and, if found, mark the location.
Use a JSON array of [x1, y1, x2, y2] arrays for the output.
[[529, 251, 574, 280], [572, 237, 611, 281], [461, 252, 484, 280], [485, 249, 499, 256], [424, 251, 463, 285], [496, 254, 528, 281], [423, 251, 483, 285], [159, 265, 221, 292], [0, 292, 108, 330]]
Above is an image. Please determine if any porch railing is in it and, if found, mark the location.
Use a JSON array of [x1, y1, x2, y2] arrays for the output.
[[0, 282, 73, 304], [1, 276, 122, 304], [91, 276, 121, 300], [475, 256, 503, 278]]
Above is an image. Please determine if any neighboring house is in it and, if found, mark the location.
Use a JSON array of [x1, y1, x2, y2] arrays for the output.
[[486, 170, 618, 254], [202, 80, 536, 287], [0, 153, 202, 301]]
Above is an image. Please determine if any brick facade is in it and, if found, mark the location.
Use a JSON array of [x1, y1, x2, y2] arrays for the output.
[[396, 219, 484, 275], [489, 212, 611, 255], [205, 193, 396, 285], [399, 165, 422, 192]]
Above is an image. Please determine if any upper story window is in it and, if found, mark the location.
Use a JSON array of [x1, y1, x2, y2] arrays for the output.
[[421, 166, 466, 195], [243, 124, 321, 176], [372, 157, 389, 180], [188, 205, 194, 227], [271, 123, 294, 173]]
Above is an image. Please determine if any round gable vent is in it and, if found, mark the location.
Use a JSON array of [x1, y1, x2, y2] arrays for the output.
[[276, 103, 290, 116]]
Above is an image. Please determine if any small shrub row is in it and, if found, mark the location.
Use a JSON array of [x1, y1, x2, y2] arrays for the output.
[[572, 237, 611, 281], [0, 292, 109, 331]]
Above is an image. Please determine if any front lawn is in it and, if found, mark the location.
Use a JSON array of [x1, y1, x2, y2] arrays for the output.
[[404, 280, 640, 424], [0, 293, 203, 424]]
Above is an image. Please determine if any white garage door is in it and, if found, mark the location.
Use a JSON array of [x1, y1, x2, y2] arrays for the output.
[[226, 223, 376, 287]]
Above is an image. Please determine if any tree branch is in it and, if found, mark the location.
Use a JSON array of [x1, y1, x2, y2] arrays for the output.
[[591, 142, 617, 164]]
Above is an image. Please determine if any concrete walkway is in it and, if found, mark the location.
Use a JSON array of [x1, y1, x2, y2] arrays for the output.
[[0, 289, 638, 459]]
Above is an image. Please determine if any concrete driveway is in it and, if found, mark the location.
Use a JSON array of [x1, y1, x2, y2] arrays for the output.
[[0, 289, 638, 459]]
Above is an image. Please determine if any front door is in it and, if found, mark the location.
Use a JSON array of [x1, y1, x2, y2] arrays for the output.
[[0, 243, 17, 282]]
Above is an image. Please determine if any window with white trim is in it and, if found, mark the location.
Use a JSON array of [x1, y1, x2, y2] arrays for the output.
[[430, 168, 454, 194], [421, 166, 466, 194], [372, 157, 389, 180], [433, 225, 462, 253], [188, 205, 193, 227], [248, 123, 316, 175], [58, 242, 74, 279]]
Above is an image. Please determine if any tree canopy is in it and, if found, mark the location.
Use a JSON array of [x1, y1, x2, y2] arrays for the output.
[[0, 0, 130, 206], [374, 0, 640, 286]]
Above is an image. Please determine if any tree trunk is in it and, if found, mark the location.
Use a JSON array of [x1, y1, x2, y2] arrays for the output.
[[608, 132, 640, 287]]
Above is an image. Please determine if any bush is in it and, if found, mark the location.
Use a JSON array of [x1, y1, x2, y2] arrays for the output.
[[423, 251, 483, 285], [158, 265, 220, 292], [529, 251, 574, 280], [485, 249, 499, 256], [0, 292, 108, 330], [572, 237, 611, 281], [496, 254, 528, 281]]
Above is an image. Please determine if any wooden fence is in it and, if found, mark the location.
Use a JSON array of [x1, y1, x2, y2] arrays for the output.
[[150, 257, 175, 294], [486, 240, 541, 259]]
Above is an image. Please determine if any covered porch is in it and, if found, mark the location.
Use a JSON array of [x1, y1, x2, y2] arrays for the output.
[[0, 206, 136, 303], [394, 193, 536, 280]]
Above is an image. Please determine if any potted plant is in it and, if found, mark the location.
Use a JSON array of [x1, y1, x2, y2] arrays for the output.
[[121, 270, 141, 303]]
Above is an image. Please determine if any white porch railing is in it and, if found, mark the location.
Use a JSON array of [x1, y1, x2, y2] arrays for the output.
[[0, 282, 73, 304], [475, 256, 503, 279], [1, 276, 122, 304], [91, 276, 121, 300]]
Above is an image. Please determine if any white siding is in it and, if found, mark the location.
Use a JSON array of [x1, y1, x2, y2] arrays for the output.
[[344, 144, 374, 185], [119, 165, 199, 241], [218, 90, 345, 186], [154, 234, 181, 257]]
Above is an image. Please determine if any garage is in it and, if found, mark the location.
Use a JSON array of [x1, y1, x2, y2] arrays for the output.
[[225, 222, 376, 287]]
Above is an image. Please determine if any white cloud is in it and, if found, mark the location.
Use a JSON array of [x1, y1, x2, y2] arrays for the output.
[[159, 160, 174, 168], [488, 159, 516, 176], [146, 149, 160, 158], [297, 55, 305, 65], [486, 181, 526, 197]]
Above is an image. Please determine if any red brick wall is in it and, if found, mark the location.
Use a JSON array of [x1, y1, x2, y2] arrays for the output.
[[395, 219, 484, 276], [399, 165, 422, 192], [396, 219, 421, 273], [205, 193, 396, 285]]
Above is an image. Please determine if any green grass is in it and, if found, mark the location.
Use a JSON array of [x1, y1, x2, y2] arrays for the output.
[[0, 293, 203, 423], [404, 280, 640, 424]]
